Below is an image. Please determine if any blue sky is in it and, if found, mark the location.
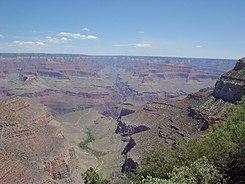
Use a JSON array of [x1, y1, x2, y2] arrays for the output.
[[0, 0, 244, 59]]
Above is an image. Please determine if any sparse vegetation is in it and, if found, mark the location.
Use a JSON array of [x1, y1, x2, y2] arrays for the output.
[[87, 148, 107, 157], [132, 98, 245, 184], [79, 128, 107, 157], [82, 167, 111, 184], [79, 128, 96, 149]]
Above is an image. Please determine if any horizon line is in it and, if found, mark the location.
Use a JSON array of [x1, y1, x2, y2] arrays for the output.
[[0, 52, 238, 60]]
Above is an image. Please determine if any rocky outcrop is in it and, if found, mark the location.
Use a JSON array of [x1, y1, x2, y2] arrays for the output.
[[187, 92, 207, 100], [213, 57, 245, 103], [121, 137, 136, 155], [186, 57, 245, 131], [32, 111, 53, 125], [118, 107, 135, 119], [121, 158, 138, 175], [115, 120, 150, 137], [213, 80, 244, 103], [187, 106, 223, 131], [43, 147, 79, 181], [37, 70, 69, 79], [44, 157, 70, 180]]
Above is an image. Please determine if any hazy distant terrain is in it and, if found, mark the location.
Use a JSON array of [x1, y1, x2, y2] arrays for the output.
[[0, 54, 235, 117]]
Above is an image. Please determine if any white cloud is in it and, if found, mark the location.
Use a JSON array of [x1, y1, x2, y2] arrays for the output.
[[12, 41, 44, 46], [134, 43, 151, 48], [196, 45, 203, 48], [5, 35, 70, 51], [45, 36, 71, 44], [60, 37, 70, 42], [58, 32, 99, 40], [113, 43, 152, 48], [0, 34, 5, 38], [45, 36, 58, 43], [82, 27, 90, 31], [7, 40, 45, 51], [36, 41, 45, 46], [138, 31, 145, 34]]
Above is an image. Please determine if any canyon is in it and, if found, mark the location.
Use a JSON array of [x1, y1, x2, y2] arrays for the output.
[[117, 57, 245, 174], [0, 54, 235, 117], [0, 53, 240, 183]]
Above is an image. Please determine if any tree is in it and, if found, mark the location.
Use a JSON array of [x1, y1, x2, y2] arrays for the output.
[[82, 167, 110, 184]]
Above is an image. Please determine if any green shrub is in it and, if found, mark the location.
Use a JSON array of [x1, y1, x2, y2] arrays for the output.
[[82, 167, 110, 184], [132, 157, 224, 184]]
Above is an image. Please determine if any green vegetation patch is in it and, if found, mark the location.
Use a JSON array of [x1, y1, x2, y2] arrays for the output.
[[79, 128, 95, 149], [79, 128, 107, 158]]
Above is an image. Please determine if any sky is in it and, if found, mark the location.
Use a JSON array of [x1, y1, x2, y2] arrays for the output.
[[0, 0, 244, 59]]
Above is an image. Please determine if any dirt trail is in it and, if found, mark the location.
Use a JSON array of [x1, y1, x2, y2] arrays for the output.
[[95, 159, 104, 172], [75, 108, 91, 126]]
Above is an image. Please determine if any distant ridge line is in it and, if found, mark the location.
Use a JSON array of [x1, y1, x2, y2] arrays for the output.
[[0, 53, 236, 61]]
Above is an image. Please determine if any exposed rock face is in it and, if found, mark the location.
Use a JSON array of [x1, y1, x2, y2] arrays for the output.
[[43, 148, 79, 182], [121, 137, 136, 155], [44, 157, 70, 180], [0, 97, 80, 183], [187, 106, 223, 131], [118, 107, 135, 119], [213, 57, 245, 103], [116, 97, 200, 175], [121, 158, 138, 174], [43, 148, 79, 181], [187, 57, 245, 130], [116, 120, 150, 137], [37, 70, 69, 79]]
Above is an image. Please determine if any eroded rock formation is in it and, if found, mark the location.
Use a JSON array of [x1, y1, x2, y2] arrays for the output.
[[116, 120, 150, 137], [187, 106, 223, 131], [122, 158, 138, 175], [213, 57, 245, 103], [0, 97, 81, 183]]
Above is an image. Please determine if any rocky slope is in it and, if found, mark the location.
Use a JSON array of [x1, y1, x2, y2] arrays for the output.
[[116, 57, 245, 173], [0, 97, 81, 184]]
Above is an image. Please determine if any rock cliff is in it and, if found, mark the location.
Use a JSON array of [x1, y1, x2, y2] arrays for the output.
[[213, 57, 245, 103]]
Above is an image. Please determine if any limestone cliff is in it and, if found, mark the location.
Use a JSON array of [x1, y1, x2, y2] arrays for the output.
[[213, 57, 245, 103]]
